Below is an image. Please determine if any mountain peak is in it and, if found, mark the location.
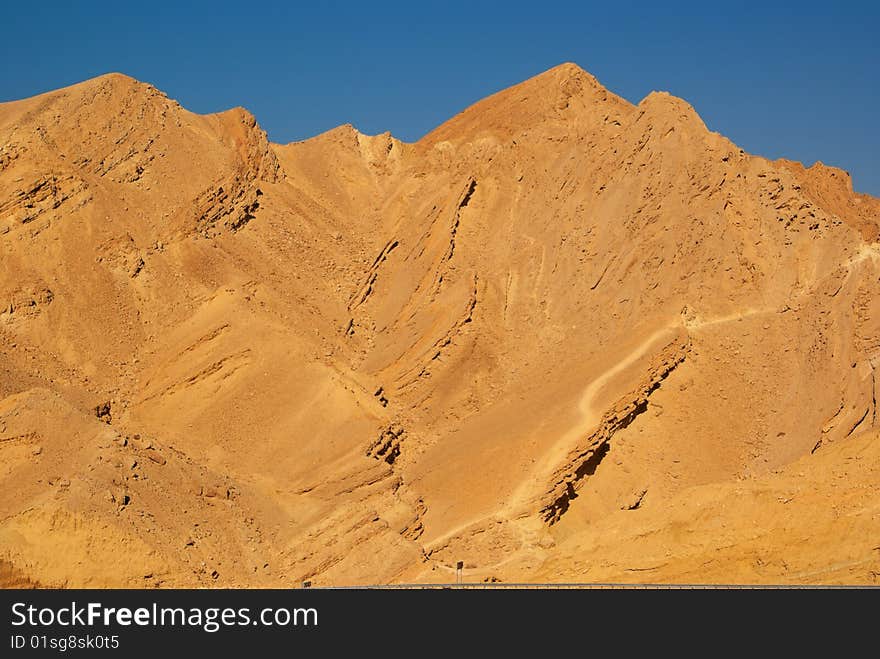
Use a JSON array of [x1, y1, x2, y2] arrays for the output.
[[533, 61, 599, 87], [418, 62, 632, 147], [634, 89, 710, 137], [547, 61, 583, 73], [88, 71, 141, 85], [638, 90, 699, 116], [55, 71, 159, 101]]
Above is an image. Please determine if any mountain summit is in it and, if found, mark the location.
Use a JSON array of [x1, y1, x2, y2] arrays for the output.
[[1, 64, 879, 587]]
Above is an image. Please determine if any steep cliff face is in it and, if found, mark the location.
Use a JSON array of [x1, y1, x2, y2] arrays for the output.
[[1, 63, 879, 587]]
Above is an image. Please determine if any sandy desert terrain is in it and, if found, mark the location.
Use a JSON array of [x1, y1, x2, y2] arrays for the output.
[[1, 63, 879, 587]]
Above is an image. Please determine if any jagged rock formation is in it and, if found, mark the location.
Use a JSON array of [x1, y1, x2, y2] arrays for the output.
[[1, 64, 879, 587]]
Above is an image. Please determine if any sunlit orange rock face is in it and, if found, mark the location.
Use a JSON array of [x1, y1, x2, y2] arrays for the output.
[[1, 64, 879, 587]]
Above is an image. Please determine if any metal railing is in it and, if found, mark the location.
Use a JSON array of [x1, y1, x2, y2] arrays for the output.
[[304, 582, 874, 590]]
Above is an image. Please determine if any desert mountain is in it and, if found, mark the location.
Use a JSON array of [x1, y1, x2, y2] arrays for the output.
[[1, 63, 879, 587]]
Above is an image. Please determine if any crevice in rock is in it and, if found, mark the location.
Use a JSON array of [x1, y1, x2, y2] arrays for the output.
[[348, 238, 399, 312], [94, 401, 113, 424], [445, 177, 477, 262], [844, 406, 870, 440], [367, 423, 405, 465]]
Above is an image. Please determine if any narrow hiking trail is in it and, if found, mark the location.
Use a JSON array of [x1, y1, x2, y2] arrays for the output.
[[421, 325, 682, 562], [522, 325, 679, 502]]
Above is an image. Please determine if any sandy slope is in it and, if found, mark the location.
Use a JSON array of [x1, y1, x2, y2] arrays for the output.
[[1, 64, 879, 587]]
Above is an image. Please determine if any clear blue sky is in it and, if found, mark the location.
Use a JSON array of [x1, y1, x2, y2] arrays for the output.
[[3, 1, 878, 195]]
